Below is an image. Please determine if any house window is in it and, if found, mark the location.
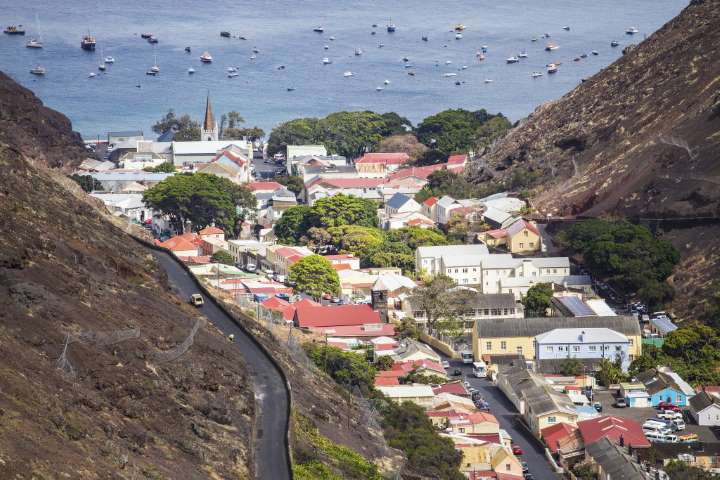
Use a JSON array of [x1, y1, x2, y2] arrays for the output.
[[629, 339, 634, 346], [519, 243, 524, 248], [524, 231, 529, 237], [486, 341, 492, 351], [463, 268, 468, 273], [459, 427, 465, 433], [501, 341, 507, 350], [589, 345, 597, 352], [506, 463, 511, 471], [503, 309, 508, 315], [616, 345, 622, 351], [546, 346, 553, 352], [553, 268, 557, 274], [517, 346, 523, 355], [455, 269, 459, 273], [548, 416, 557, 424], [529, 242, 535, 247], [573, 346, 580, 352]]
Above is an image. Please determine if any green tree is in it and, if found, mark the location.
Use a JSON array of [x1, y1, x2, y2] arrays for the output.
[[152, 110, 200, 141], [386, 227, 448, 249], [327, 225, 385, 259], [410, 275, 470, 330], [275, 175, 304, 196], [211, 250, 234, 265], [379, 112, 413, 136], [68, 174, 103, 193], [559, 357, 584, 376], [375, 355, 394, 371], [303, 343, 376, 393], [319, 111, 388, 158], [416, 108, 507, 154], [596, 358, 627, 387], [375, 133, 427, 160], [311, 195, 378, 228], [274, 205, 314, 244], [664, 460, 719, 479], [522, 283, 554, 317], [289, 255, 340, 300], [474, 115, 512, 151], [415, 149, 447, 166], [143, 161, 176, 173], [143, 173, 254, 235], [266, 117, 322, 157]]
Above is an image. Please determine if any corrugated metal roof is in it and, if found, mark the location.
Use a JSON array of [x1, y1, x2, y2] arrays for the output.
[[477, 316, 640, 338], [557, 296, 596, 316]]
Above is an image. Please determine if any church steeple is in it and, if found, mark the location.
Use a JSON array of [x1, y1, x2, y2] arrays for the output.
[[201, 93, 218, 141]]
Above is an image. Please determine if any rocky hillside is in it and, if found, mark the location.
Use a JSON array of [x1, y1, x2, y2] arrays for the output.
[[472, 0, 720, 320], [0, 74, 255, 479], [476, 0, 720, 218]]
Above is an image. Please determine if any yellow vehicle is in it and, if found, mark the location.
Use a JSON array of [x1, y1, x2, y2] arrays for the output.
[[190, 293, 204, 307], [679, 433, 699, 443]]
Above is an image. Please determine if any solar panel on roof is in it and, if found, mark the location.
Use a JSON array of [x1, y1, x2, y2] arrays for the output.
[[559, 296, 596, 316]]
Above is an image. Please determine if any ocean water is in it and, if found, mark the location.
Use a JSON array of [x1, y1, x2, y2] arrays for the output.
[[0, 0, 687, 139]]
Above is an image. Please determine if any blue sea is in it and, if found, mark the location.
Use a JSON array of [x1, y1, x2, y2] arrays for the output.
[[0, 0, 687, 139]]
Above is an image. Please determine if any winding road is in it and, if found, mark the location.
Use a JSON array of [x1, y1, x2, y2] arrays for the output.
[[152, 250, 291, 480]]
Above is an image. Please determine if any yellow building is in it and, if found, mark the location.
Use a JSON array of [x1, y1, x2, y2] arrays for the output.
[[479, 218, 542, 254], [472, 316, 642, 363], [445, 435, 523, 477]]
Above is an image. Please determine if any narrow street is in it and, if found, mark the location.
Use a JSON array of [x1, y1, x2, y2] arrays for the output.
[[444, 357, 560, 479], [152, 250, 291, 480]]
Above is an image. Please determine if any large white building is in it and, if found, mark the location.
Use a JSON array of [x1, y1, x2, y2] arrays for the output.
[[416, 244, 490, 278]]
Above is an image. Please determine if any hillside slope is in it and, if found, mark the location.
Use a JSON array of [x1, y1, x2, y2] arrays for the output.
[[0, 74, 255, 478], [476, 0, 720, 218]]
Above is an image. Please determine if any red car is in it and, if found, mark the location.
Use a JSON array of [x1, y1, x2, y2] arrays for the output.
[[657, 401, 680, 412], [512, 444, 524, 456]]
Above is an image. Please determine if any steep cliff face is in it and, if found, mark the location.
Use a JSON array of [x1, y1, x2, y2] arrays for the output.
[[0, 74, 254, 478], [0, 71, 87, 169], [476, 0, 720, 218]]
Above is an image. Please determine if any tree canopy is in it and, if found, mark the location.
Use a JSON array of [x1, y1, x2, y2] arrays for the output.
[[410, 275, 471, 330], [211, 250, 234, 265], [152, 110, 200, 141], [522, 283, 554, 317], [415, 108, 510, 155], [275, 175, 304, 196], [68, 174, 103, 193], [558, 220, 680, 308], [143, 161, 176, 173], [266, 118, 321, 157], [143, 173, 255, 235], [289, 255, 340, 299]]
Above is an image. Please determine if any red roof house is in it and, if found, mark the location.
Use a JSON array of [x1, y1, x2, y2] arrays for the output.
[[423, 196, 439, 207], [577, 416, 650, 448], [156, 233, 202, 256], [540, 423, 582, 453], [246, 181, 283, 192], [356, 152, 410, 165], [198, 225, 225, 236], [432, 382, 470, 397], [375, 376, 400, 387], [447, 154, 468, 166], [293, 302, 381, 329], [261, 297, 296, 323]]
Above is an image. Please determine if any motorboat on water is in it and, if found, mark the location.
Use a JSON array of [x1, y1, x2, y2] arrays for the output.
[[98, 62, 106, 71], [200, 51, 213, 63], [481, 45, 488, 52], [378, 43, 384, 48], [322, 57, 331, 64], [386, 21, 396, 33], [188, 67, 195, 74], [150, 64, 160, 73], [573, 57, 581, 62], [147, 36, 158, 44], [30, 65, 45, 75], [26, 38, 43, 48], [545, 43, 559, 51], [562, 26, 570, 31], [407, 71, 415, 76], [250, 54, 256, 60], [228, 72, 239, 78], [384, 79, 390, 84], [547, 63, 559, 74], [421, 35, 428, 42], [610, 40, 620, 47], [88, 72, 96, 78], [531, 37, 538, 42], [104, 56, 115, 63], [591, 50, 599, 55], [185, 46, 191, 53], [443, 72, 457, 77], [626, 27, 639, 34], [506, 56, 519, 63], [313, 26, 324, 33], [140, 33, 152, 39], [371, 31, 376, 36], [81, 34, 96, 51], [484, 78, 493, 83], [376, 86, 384, 91], [531, 71, 543, 78], [227, 66, 237, 73], [4, 25, 26, 35], [455, 33, 463, 40], [343, 71, 353, 77], [329, 36, 335, 41], [277, 65, 285, 70], [253, 47, 260, 53], [518, 51, 528, 58], [580, 53, 588, 58], [454, 24, 465, 32], [445, 60, 452, 64], [324, 45, 329, 50], [354, 48, 363, 56], [220, 31, 231, 38], [287, 87, 295, 91]]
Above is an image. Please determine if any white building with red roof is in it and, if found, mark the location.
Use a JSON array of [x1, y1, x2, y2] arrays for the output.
[[198, 225, 225, 241], [196, 146, 251, 184], [293, 301, 382, 330], [304, 177, 386, 205], [155, 233, 203, 257], [264, 245, 313, 276], [355, 152, 410, 174], [323, 254, 361, 270]]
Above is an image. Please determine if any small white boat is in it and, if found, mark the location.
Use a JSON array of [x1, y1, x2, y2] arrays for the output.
[[531, 37, 538, 42], [250, 54, 256, 60], [228, 72, 239, 78], [322, 57, 331, 64], [88, 72, 96, 78], [461, 65, 468, 70], [324, 45, 329, 50], [376, 86, 384, 91], [354, 48, 363, 56], [313, 26, 324, 33], [626, 27, 639, 35], [188, 67, 195, 74], [445, 60, 452, 64], [518, 51, 528, 58], [562, 26, 570, 31], [610, 40, 620, 47], [531, 71, 543, 78], [455, 33, 463, 39], [383, 79, 390, 84], [506, 56, 519, 63], [329, 35, 335, 41], [200, 51, 213, 63], [377, 42, 384, 48], [547, 63, 559, 74], [26, 38, 43, 48], [343, 71, 353, 77], [591, 50, 599, 55], [227, 66, 237, 73], [481, 45, 488, 51], [150, 54, 159, 73], [104, 56, 115, 63], [30, 65, 45, 75], [454, 24, 465, 32], [386, 23, 396, 33], [98, 63, 106, 71], [443, 72, 457, 77], [545, 43, 559, 51], [484, 78, 493, 83]]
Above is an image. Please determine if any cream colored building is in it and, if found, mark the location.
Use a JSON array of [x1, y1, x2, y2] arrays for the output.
[[376, 384, 435, 408]]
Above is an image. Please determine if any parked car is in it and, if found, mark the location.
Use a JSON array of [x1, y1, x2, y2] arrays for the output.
[[593, 402, 603, 412], [441, 360, 450, 369], [524, 474, 534, 480], [614, 398, 628, 408], [658, 410, 683, 420], [275, 293, 290, 301], [189, 293, 204, 307], [512, 445, 523, 456], [673, 419, 686, 431], [521, 462, 529, 473], [451, 369, 462, 376], [658, 402, 681, 412]]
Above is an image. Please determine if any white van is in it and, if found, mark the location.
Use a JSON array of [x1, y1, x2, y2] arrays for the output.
[[472, 361, 487, 378], [673, 419, 686, 431], [645, 431, 677, 443], [643, 420, 671, 433]]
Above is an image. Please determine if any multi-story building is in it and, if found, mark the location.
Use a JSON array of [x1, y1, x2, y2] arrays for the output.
[[534, 328, 632, 371]]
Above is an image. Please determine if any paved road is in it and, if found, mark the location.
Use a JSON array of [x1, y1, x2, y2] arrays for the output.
[[445, 358, 560, 480], [152, 251, 291, 480]]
